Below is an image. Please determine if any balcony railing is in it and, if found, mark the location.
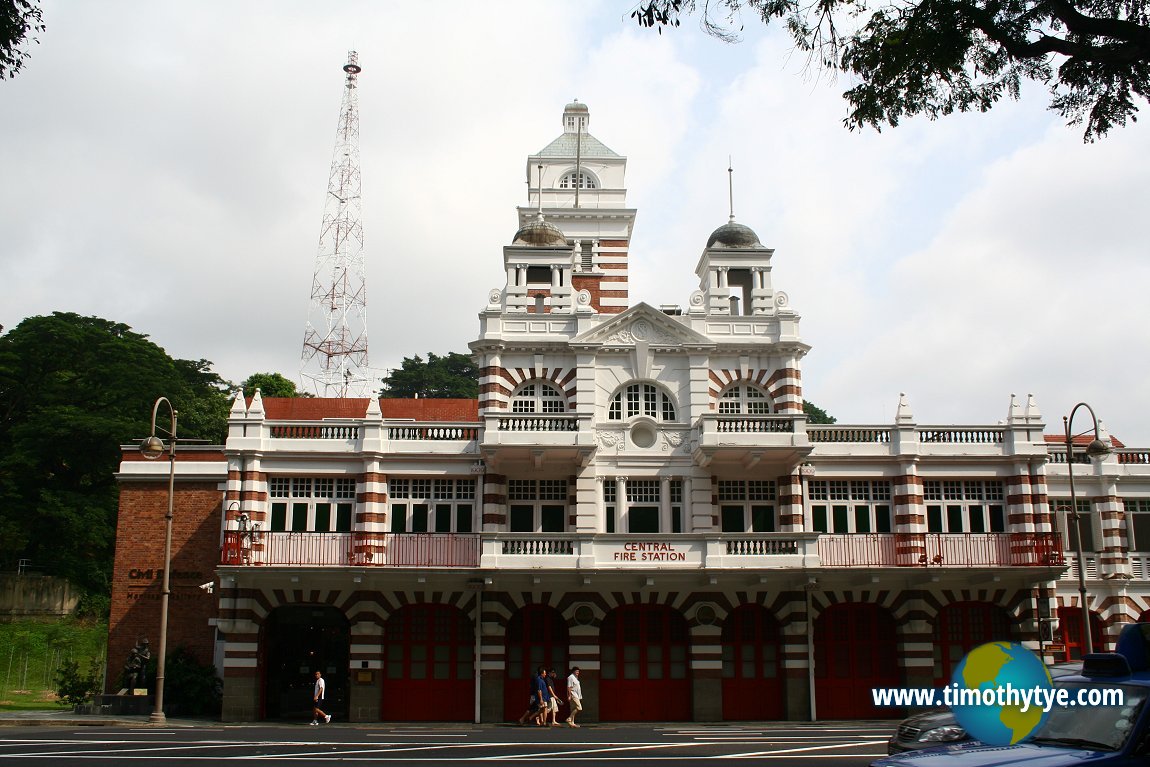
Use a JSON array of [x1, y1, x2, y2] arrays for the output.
[[387, 424, 479, 441], [496, 415, 578, 432], [918, 428, 1004, 444], [269, 423, 360, 440], [222, 531, 1063, 570], [808, 427, 892, 444], [714, 415, 795, 433], [817, 532, 1064, 567], [222, 531, 480, 567]]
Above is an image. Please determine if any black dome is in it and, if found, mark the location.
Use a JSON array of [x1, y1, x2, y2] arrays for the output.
[[513, 216, 567, 247], [706, 221, 761, 248]]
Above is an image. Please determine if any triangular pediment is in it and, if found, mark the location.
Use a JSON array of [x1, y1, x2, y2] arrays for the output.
[[572, 303, 714, 349]]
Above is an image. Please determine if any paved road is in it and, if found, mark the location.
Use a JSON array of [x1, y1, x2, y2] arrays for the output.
[[0, 722, 894, 764]]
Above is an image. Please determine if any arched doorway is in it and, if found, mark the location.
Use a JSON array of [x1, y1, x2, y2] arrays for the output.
[[814, 602, 900, 719], [600, 604, 691, 721], [381, 603, 474, 721], [1057, 606, 1106, 661], [503, 604, 569, 722], [933, 602, 1015, 685], [721, 605, 783, 720], [262, 605, 349, 721]]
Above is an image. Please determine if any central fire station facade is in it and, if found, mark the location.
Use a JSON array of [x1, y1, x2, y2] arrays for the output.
[[111, 103, 1150, 723]]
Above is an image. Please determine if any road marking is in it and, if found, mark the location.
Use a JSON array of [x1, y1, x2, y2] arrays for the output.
[[720, 740, 889, 758]]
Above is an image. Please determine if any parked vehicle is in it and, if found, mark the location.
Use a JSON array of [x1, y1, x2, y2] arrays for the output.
[[875, 626, 1150, 766], [886, 662, 1082, 754]]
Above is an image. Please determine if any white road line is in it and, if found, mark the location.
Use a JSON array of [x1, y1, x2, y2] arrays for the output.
[[720, 740, 889, 758], [474, 741, 705, 760]]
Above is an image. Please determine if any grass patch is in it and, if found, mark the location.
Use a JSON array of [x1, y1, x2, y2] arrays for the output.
[[0, 618, 106, 711]]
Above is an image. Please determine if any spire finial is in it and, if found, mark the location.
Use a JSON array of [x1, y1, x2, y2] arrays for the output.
[[728, 157, 735, 223], [536, 163, 544, 217]]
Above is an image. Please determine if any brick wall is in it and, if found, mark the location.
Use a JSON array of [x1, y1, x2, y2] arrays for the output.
[[107, 479, 222, 692]]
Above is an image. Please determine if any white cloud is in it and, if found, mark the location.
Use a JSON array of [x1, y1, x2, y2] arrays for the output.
[[2, 1, 1147, 443]]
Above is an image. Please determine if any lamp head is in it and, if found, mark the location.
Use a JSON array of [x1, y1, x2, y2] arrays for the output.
[[1086, 438, 1110, 458], [139, 436, 166, 460]]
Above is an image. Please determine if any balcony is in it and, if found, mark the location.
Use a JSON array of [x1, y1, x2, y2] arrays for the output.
[[693, 414, 810, 468], [222, 531, 481, 567], [221, 531, 818, 569], [221, 531, 1063, 571], [817, 532, 1065, 568]]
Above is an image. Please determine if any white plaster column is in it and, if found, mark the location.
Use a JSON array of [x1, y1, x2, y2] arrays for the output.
[[660, 476, 673, 534], [616, 476, 628, 534]]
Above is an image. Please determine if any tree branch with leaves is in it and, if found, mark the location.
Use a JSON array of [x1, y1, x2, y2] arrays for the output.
[[632, 0, 1150, 139]]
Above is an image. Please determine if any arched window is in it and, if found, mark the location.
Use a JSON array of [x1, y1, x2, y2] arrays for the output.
[[718, 384, 772, 415], [559, 171, 598, 189], [511, 382, 566, 414], [608, 383, 677, 422]]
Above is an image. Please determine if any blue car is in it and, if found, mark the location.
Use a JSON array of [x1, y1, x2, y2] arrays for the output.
[[875, 625, 1150, 767]]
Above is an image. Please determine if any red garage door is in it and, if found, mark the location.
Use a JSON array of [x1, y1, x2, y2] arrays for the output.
[[1057, 606, 1106, 661], [814, 602, 900, 719], [722, 605, 783, 720], [600, 605, 691, 721], [381, 604, 474, 721], [934, 602, 1014, 685], [503, 605, 568, 722]]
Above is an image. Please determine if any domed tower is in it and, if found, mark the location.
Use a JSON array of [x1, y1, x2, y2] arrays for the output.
[[517, 101, 635, 315], [693, 216, 781, 316]]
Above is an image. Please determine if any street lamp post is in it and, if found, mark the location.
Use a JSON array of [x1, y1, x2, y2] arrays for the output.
[[139, 397, 177, 724], [1064, 402, 1110, 657]]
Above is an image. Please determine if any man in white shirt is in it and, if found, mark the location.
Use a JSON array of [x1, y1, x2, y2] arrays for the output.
[[311, 670, 332, 725], [564, 667, 583, 727]]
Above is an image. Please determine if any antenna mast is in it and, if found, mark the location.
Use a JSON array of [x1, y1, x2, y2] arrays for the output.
[[301, 51, 371, 398]]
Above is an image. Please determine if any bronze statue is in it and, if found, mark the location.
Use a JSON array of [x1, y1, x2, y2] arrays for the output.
[[123, 638, 152, 691]]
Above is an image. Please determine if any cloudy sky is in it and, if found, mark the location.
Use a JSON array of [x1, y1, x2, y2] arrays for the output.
[[3, 1, 1148, 444]]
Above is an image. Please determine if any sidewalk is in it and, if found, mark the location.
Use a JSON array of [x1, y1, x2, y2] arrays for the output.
[[0, 709, 189, 727]]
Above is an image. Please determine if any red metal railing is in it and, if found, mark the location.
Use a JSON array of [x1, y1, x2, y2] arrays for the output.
[[221, 531, 480, 567], [817, 532, 1064, 567]]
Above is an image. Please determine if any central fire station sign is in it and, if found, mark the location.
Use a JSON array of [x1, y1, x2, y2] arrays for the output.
[[596, 541, 702, 566]]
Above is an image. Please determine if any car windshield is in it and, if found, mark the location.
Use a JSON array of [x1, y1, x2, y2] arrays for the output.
[[1029, 683, 1146, 752]]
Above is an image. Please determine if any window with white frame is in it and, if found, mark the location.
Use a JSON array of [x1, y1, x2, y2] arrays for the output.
[[559, 171, 597, 189], [508, 479, 568, 532], [1125, 499, 1150, 551], [389, 478, 476, 533], [269, 476, 356, 532], [718, 480, 776, 532], [718, 384, 772, 415], [1052, 497, 1096, 552], [510, 382, 566, 414], [808, 479, 892, 533], [923, 480, 1006, 533], [608, 383, 677, 422], [602, 478, 684, 534]]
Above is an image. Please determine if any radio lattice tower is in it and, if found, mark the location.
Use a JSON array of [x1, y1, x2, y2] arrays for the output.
[[301, 51, 371, 397]]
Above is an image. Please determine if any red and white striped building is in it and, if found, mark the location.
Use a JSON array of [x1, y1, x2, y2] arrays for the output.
[[111, 102, 1150, 723]]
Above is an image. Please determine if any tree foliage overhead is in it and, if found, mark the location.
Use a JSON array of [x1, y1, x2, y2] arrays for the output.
[[1, 0, 44, 81], [632, 0, 1150, 139], [241, 372, 311, 399], [380, 353, 479, 399], [0, 312, 232, 598], [803, 400, 837, 424]]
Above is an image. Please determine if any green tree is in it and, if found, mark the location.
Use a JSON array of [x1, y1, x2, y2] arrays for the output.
[[0, 312, 231, 600], [380, 353, 479, 399], [241, 372, 310, 399], [1, 0, 44, 81], [803, 400, 837, 424], [632, 0, 1150, 139]]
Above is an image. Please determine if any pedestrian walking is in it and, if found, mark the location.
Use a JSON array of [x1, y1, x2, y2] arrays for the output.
[[564, 666, 583, 727], [518, 667, 547, 726], [311, 670, 332, 725], [546, 668, 562, 726]]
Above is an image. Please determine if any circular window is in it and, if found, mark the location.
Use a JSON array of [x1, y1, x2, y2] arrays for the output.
[[573, 604, 596, 626], [695, 604, 717, 626], [630, 422, 657, 449]]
